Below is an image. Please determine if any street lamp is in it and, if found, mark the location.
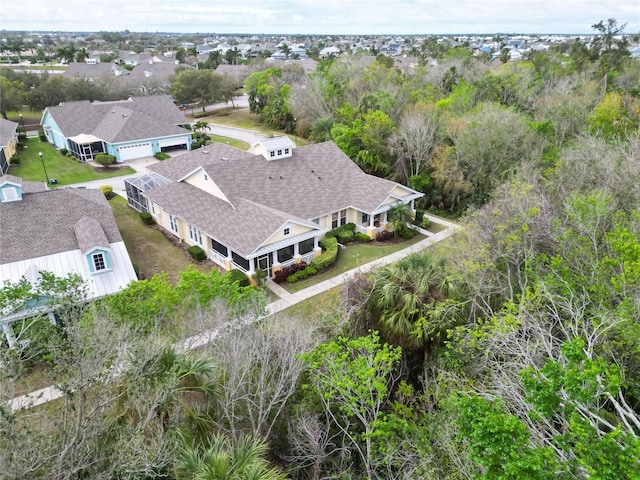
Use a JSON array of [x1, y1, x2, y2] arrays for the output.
[[39, 152, 50, 185], [19, 114, 24, 128]]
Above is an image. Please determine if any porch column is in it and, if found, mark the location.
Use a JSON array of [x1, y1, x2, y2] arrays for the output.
[[369, 215, 374, 227], [2, 323, 17, 349]]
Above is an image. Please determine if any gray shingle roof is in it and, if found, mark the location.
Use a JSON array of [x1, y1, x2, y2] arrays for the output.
[[74, 216, 110, 253], [0, 188, 122, 264], [44, 95, 189, 143], [0, 119, 18, 148], [143, 141, 422, 256], [144, 182, 315, 257]]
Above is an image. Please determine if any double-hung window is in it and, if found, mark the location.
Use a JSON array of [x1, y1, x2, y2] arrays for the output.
[[169, 215, 179, 234], [189, 224, 203, 245]]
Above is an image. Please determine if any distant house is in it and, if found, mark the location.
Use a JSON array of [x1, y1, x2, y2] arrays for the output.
[[0, 118, 19, 175], [0, 175, 137, 347], [124, 140, 423, 280], [40, 96, 192, 162], [64, 61, 127, 81]]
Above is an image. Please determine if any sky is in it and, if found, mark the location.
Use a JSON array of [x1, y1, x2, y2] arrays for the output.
[[1, 0, 639, 36]]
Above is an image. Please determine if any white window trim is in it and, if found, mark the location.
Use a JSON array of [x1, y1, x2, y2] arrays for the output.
[[189, 224, 203, 245], [170, 215, 179, 233]]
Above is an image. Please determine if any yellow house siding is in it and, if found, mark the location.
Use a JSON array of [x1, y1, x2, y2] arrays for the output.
[[183, 169, 232, 204], [390, 185, 412, 198], [158, 208, 184, 240], [5, 138, 17, 160], [263, 222, 316, 246]]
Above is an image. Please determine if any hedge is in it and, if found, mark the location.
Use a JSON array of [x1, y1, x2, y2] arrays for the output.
[[194, 111, 210, 118], [140, 212, 155, 225], [187, 245, 206, 261], [100, 185, 114, 200], [154, 152, 170, 160], [310, 236, 339, 271], [355, 232, 372, 242], [226, 269, 250, 288]]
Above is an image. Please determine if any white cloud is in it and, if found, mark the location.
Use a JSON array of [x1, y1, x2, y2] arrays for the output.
[[1, 0, 638, 34]]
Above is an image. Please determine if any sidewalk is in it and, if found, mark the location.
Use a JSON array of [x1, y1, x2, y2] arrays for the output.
[[7, 219, 459, 412]]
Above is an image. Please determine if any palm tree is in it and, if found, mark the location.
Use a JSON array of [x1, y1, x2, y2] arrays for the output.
[[111, 345, 219, 444], [371, 252, 461, 357], [387, 203, 414, 236], [175, 433, 287, 480], [279, 44, 292, 60]]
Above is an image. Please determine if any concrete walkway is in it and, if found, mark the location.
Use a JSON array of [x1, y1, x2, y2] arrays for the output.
[[7, 215, 459, 412]]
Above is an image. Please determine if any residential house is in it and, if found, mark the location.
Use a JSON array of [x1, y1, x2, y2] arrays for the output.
[[64, 61, 128, 81], [0, 118, 19, 175], [40, 95, 192, 162], [0, 175, 137, 348], [124, 139, 423, 280]]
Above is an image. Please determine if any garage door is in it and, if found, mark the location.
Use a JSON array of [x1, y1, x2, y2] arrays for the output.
[[118, 143, 153, 161], [158, 138, 188, 150]]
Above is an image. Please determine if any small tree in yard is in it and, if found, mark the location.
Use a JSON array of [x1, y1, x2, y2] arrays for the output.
[[95, 154, 116, 168]]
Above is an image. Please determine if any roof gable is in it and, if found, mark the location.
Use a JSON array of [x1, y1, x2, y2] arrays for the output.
[[74, 216, 110, 254]]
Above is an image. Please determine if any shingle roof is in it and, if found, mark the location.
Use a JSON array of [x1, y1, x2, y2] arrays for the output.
[[0, 119, 18, 148], [0, 188, 122, 264], [143, 141, 422, 256], [73, 216, 110, 253], [144, 182, 316, 257], [44, 95, 189, 143]]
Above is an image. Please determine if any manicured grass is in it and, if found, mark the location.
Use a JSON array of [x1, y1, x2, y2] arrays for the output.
[[108, 196, 211, 283], [280, 286, 345, 323], [5, 109, 42, 124], [208, 109, 311, 147], [9, 138, 135, 185], [208, 135, 250, 151], [284, 233, 426, 293]]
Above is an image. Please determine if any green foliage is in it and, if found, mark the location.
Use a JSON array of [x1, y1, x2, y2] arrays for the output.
[[99, 184, 114, 199], [355, 232, 372, 242], [139, 211, 155, 225], [153, 152, 170, 160], [325, 222, 357, 244], [310, 236, 339, 271], [59, 148, 68, 156], [589, 91, 637, 138], [104, 273, 178, 332], [286, 265, 317, 283], [193, 111, 210, 118], [10, 154, 20, 165], [226, 269, 250, 288], [187, 245, 206, 261], [95, 154, 116, 168], [457, 396, 563, 480]]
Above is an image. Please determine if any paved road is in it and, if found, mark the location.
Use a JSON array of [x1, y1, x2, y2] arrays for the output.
[[7, 215, 460, 412], [205, 123, 267, 150]]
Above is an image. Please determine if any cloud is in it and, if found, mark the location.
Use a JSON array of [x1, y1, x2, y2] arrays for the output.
[[1, 0, 638, 34]]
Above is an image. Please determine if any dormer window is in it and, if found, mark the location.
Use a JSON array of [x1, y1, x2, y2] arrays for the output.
[[284, 148, 290, 154], [92, 252, 107, 271], [270, 151, 275, 158], [204, 174, 208, 181], [277, 149, 282, 156]]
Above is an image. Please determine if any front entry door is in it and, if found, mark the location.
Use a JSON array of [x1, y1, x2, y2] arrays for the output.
[[256, 254, 272, 277]]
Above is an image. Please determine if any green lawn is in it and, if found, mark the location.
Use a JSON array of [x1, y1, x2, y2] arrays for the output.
[[280, 286, 345, 324], [284, 233, 426, 293], [208, 135, 250, 151], [9, 138, 135, 185], [205, 109, 311, 147], [5, 109, 42, 124], [108, 196, 211, 283]]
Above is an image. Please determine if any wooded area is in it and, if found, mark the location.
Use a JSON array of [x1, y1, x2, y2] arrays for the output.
[[1, 19, 640, 479]]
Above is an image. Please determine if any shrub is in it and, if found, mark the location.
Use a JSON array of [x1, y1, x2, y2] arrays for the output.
[[326, 222, 357, 243], [273, 261, 308, 284], [414, 208, 425, 226], [100, 185, 114, 200], [59, 148, 68, 156], [187, 245, 206, 261], [10, 154, 20, 165], [95, 154, 116, 168], [286, 266, 317, 283], [355, 232, 372, 242], [38, 128, 47, 142], [226, 269, 250, 288], [194, 111, 210, 118], [191, 140, 203, 150], [310, 236, 339, 271], [376, 230, 394, 242], [154, 152, 170, 160], [336, 229, 355, 244], [17, 127, 27, 142], [140, 211, 155, 225], [398, 228, 416, 239]]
